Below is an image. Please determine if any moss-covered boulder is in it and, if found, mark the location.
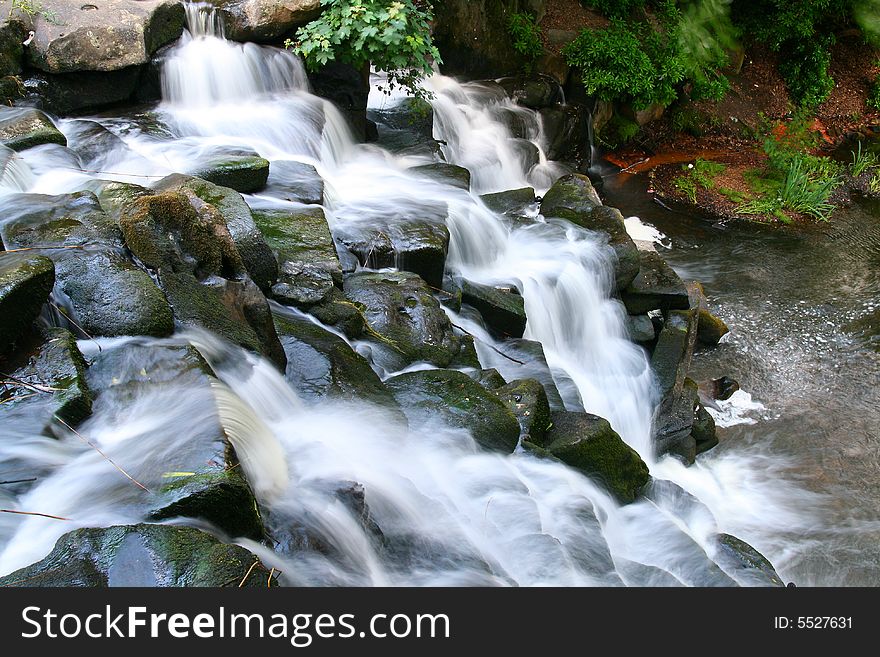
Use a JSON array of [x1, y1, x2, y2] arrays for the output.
[[265, 160, 324, 205], [192, 155, 270, 193], [475, 367, 507, 390], [155, 174, 278, 293], [386, 369, 520, 453], [454, 277, 527, 338], [87, 180, 155, 218], [0, 192, 175, 338], [0, 524, 274, 587], [253, 206, 341, 307], [308, 287, 367, 338], [492, 378, 551, 445], [343, 271, 475, 371], [409, 162, 471, 191], [544, 411, 650, 504], [0, 107, 66, 152], [541, 173, 602, 213], [714, 534, 784, 587], [480, 187, 536, 215], [622, 249, 691, 314], [273, 310, 402, 415], [493, 337, 565, 410], [0, 252, 54, 352]]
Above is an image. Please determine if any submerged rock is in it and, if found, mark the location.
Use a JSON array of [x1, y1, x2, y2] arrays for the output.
[[479, 187, 536, 215], [687, 281, 730, 346], [0, 107, 66, 152], [622, 249, 691, 314], [0, 524, 274, 587], [0, 252, 54, 352], [409, 162, 471, 190], [386, 369, 520, 453], [452, 277, 527, 338], [265, 160, 324, 205], [493, 378, 552, 445], [714, 534, 784, 587], [543, 411, 650, 504]]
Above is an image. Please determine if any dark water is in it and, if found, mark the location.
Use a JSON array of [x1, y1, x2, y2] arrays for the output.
[[604, 172, 880, 585]]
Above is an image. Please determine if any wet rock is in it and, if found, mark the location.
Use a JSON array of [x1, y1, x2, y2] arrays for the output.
[[0, 107, 66, 151], [308, 288, 366, 339], [541, 173, 602, 213], [119, 192, 285, 367], [0, 524, 274, 587], [386, 369, 520, 453], [254, 206, 341, 307], [63, 119, 129, 166], [23, 67, 144, 114], [493, 378, 552, 445], [511, 138, 541, 173], [544, 411, 650, 504], [306, 61, 370, 141], [687, 281, 730, 346], [27, 1, 185, 74], [626, 313, 656, 345], [480, 187, 536, 215], [0, 252, 54, 353], [1, 327, 92, 432], [87, 180, 155, 219], [622, 248, 691, 314], [343, 271, 474, 371], [692, 403, 718, 455], [0, 17, 26, 78], [714, 534, 784, 587], [702, 375, 740, 402], [155, 174, 278, 293], [475, 368, 507, 390], [539, 104, 588, 161], [192, 155, 270, 194], [655, 371, 700, 464], [497, 74, 563, 109], [449, 277, 527, 338], [0, 192, 175, 338], [212, 0, 321, 43], [496, 338, 565, 410], [273, 311, 402, 414], [409, 162, 471, 191], [266, 160, 324, 205]]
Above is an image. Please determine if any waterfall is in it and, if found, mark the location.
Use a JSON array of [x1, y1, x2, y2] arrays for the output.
[[0, 2, 817, 585]]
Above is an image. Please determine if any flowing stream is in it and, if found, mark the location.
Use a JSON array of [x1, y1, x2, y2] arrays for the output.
[[0, 4, 826, 585]]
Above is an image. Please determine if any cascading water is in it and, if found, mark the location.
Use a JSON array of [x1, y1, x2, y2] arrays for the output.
[[0, 3, 820, 585]]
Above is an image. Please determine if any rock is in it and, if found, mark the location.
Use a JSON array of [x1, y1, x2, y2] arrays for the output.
[[63, 119, 129, 166], [714, 534, 784, 587], [253, 206, 341, 307], [495, 338, 565, 410], [539, 104, 589, 162], [0, 252, 54, 352], [625, 313, 656, 345], [211, 0, 321, 42], [343, 271, 474, 371], [687, 281, 730, 345], [0, 524, 274, 587], [306, 61, 369, 141], [155, 174, 278, 293], [1, 327, 92, 432], [409, 162, 471, 190], [497, 74, 562, 109], [475, 368, 507, 390], [493, 378, 551, 444], [622, 249, 691, 314], [119, 192, 286, 367], [85, 341, 264, 538], [385, 369, 520, 453], [192, 155, 270, 194], [273, 310, 402, 413], [0, 107, 66, 152], [87, 180, 155, 218], [511, 137, 541, 172], [23, 67, 145, 114], [692, 403, 718, 455], [702, 375, 740, 401], [265, 160, 324, 205], [541, 176, 639, 291], [27, 0, 185, 74], [0, 192, 175, 339], [479, 187, 536, 215], [308, 288, 366, 338], [450, 277, 527, 338], [0, 18, 26, 78], [544, 411, 650, 504]]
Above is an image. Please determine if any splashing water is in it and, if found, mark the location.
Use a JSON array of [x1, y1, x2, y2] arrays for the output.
[[0, 3, 823, 585]]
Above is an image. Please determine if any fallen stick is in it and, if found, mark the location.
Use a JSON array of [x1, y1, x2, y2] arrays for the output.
[[1, 509, 70, 521], [448, 321, 525, 365]]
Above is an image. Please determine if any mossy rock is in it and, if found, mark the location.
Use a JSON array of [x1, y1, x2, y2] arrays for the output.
[[0, 252, 55, 353], [0, 107, 66, 152], [687, 281, 729, 346], [265, 160, 324, 205], [385, 368, 520, 453], [479, 187, 536, 215], [308, 287, 366, 338], [475, 368, 507, 390], [0, 524, 275, 587], [493, 378, 552, 445], [545, 411, 650, 504], [540, 173, 602, 215], [692, 403, 719, 456], [715, 534, 784, 587], [654, 375, 699, 464], [454, 277, 526, 338], [622, 249, 691, 315], [409, 162, 471, 190], [86, 180, 155, 219], [191, 154, 270, 193]]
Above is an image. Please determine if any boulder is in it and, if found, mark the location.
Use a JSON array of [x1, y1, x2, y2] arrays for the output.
[[63, 119, 129, 166], [343, 271, 476, 371], [0, 524, 274, 587], [625, 313, 656, 345], [700, 375, 740, 402], [687, 281, 730, 346], [155, 174, 278, 293], [0, 107, 66, 152], [479, 187, 536, 215], [494, 337, 565, 410], [23, 67, 145, 114], [306, 61, 370, 141], [409, 162, 471, 191], [0, 327, 92, 432], [119, 192, 286, 367], [714, 534, 784, 587], [493, 378, 551, 444], [265, 160, 324, 205], [0, 192, 175, 339], [0, 17, 26, 78], [253, 206, 341, 307], [541, 173, 602, 212], [192, 154, 270, 194], [0, 252, 54, 352], [692, 402, 718, 455], [211, 0, 321, 42], [273, 311, 402, 414], [308, 287, 366, 338], [539, 104, 589, 162], [475, 367, 507, 390], [544, 411, 650, 504], [27, 0, 185, 74], [385, 369, 521, 453], [449, 277, 527, 338], [497, 74, 562, 109], [622, 249, 691, 314]]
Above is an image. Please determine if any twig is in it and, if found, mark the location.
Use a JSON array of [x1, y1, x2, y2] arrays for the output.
[[267, 567, 276, 588], [1, 509, 70, 521], [448, 321, 525, 365], [0, 373, 64, 393], [616, 157, 651, 175], [53, 415, 150, 493], [49, 302, 102, 353], [3, 245, 86, 254], [0, 478, 37, 486], [238, 558, 260, 588]]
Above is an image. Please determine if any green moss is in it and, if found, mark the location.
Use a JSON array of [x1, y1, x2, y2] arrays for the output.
[[192, 156, 270, 194], [0, 108, 67, 152], [493, 378, 552, 445], [0, 252, 55, 352]]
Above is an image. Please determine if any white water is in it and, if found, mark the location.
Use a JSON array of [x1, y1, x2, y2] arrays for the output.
[[0, 4, 821, 585]]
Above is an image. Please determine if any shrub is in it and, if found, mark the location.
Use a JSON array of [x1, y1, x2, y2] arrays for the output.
[[507, 11, 543, 69], [584, 0, 646, 19]]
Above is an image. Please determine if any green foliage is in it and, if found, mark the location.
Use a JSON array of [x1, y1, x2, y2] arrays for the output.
[[7, 0, 59, 23], [778, 38, 835, 108], [288, 0, 441, 99], [869, 64, 880, 110], [674, 158, 726, 202], [507, 12, 543, 69], [585, 0, 646, 19], [869, 170, 880, 193], [851, 141, 879, 176], [674, 175, 698, 203], [597, 114, 640, 148]]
